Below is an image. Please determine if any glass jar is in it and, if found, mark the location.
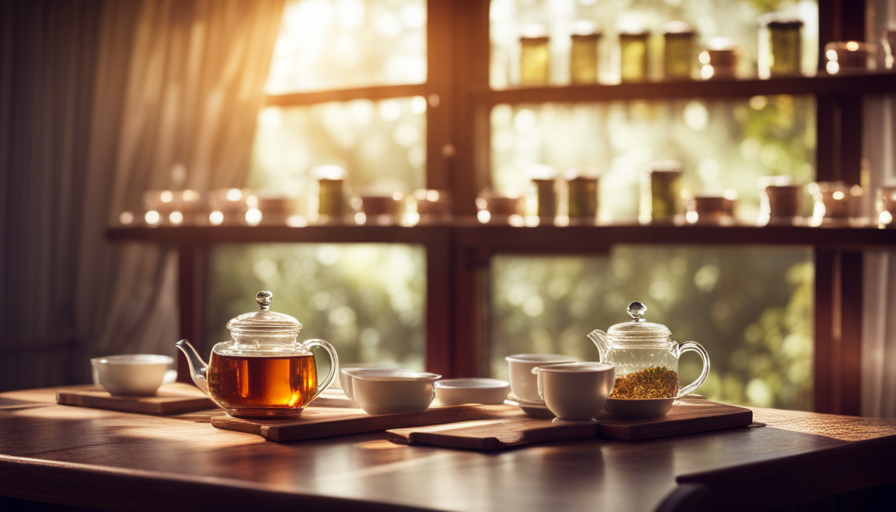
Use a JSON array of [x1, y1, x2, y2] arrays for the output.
[[883, 27, 896, 70], [313, 165, 349, 224], [759, 14, 803, 78], [686, 194, 736, 226], [642, 161, 683, 224], [412, 189, 452, 225], [588, 301, 710, 400], [476, 189, 524, 225], [663, 21, 695, 80], [566, 171, 599, 224], [520, 25, 550, 85], [699, 37, 738, 80], [824, 41, 876, 75], [808, 181, 863, 227], [532, 178, 558, 221], [876, 186, 896, 228], [758, 176, 803, 226], [570, 23, 601, 84], [619, 30, 649, 82]]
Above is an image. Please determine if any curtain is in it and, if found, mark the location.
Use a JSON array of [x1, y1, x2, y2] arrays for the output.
[[862, 0, 896, 418], [0, 0, 284, 390]]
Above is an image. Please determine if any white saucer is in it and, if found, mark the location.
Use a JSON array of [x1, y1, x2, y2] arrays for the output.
[[505, 393, 555, 419]]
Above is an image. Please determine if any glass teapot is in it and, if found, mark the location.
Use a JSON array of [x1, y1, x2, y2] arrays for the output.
[[587, 301, 709, 399], [175, 291, 339, 418]]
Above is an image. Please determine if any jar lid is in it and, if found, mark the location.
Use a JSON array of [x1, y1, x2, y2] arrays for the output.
[[606, 301, 671, 342], [226, 291, 302, 336]]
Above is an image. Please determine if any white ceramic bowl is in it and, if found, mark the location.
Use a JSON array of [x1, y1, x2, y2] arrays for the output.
[[349, 371, 441, 415], [434, 378, 510, 406], [90, 354, 174, 396], [335, 364, 399, 390], [340, 368, 427, 401]]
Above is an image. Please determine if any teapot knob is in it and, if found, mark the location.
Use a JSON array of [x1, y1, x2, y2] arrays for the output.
[[627, 301, 647, 322], [256, 290, 273, 310]]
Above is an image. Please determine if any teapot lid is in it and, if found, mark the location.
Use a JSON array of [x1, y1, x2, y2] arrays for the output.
[[226, 291, 302, 336], [606, 301, 671, 341]]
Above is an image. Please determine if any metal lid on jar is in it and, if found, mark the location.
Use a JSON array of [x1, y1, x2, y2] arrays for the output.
[[226, 291, 302, 337], [606, 301, 671, 342]]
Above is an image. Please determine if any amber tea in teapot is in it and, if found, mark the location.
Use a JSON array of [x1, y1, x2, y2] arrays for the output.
[[208, 353, 318, 410], [176, 290, 339, 418]]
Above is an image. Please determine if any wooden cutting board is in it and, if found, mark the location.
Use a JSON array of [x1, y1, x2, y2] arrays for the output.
[[211, 404, 511, 442], [387, 397, 753, 451], [56, 383, 216, 415]]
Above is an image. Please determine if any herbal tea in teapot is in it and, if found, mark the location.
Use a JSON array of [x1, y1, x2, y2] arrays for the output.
[[588, 301, 709, 400]]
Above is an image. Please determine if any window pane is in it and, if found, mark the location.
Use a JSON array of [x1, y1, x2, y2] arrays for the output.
[[490, 96, 816, 223], [250, 98, 426, 212], [487, 246, 814, 410], [208, 244, 426, 370], [489, 0, 818, 88], [267, 0, 427, 94]]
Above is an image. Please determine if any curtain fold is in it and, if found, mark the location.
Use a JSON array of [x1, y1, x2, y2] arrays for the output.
[[862, 0, 896, 418], [1, 0, 285, 390]]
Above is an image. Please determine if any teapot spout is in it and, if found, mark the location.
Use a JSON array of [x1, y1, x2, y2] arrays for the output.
[[587, 329, 610, 363], [174, 339, 209, 395]]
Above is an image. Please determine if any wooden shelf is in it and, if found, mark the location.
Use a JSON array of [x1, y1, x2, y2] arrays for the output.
[[264, 83, 430, 107], [476, 72, 896, 106], [107, 224, 450, 245], [107, 222, 896, 250]]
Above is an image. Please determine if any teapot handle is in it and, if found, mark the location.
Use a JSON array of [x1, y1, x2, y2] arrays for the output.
[[300, 338, 339, 403], [677, 341, 710, 398]]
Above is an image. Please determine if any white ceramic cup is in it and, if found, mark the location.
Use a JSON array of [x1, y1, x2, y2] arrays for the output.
[[91, 354, 174, 396], [349, 371, 441, 415], [533, 362, 615, 421], [506, 354, 579, 402]]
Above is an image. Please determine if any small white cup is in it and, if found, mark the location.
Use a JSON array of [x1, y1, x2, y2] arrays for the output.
[[533, 362, 615, 421], [506, 354, 579, 402], [91, 354, 174, 396], [348, 371, 441, 415]]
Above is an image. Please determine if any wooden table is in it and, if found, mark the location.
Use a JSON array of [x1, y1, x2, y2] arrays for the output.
[[2, 388, 895, 512]]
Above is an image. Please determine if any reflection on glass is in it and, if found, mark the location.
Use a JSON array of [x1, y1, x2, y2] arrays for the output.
[[490, 96, 815, 224], [209, 244, 426, 370], [266, 0, 426, 93], [487, 247, 813, 410], [249, 98, 425, 216]]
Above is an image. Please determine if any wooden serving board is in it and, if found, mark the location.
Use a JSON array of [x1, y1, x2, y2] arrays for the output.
[[596, 396, 753, 441], [388, 408, 595, 450], [211, 404, 511, 442], [387, 397, 753, 451], [56, 383, 216, 415]]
